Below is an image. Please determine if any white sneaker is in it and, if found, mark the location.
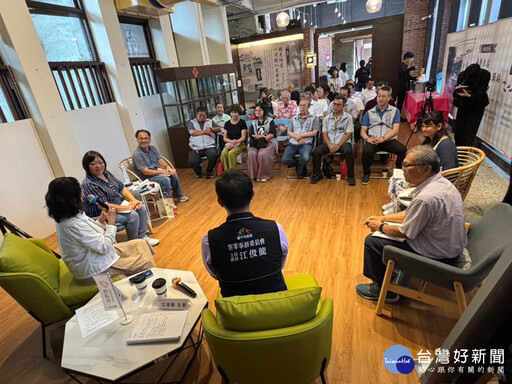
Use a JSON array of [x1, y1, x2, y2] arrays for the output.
[[382, 202, 394, 211], [260, 179, 267, 183], [143, 236, 160, 247], [179, 196, 189, 202], [237, 154, 243, 164]]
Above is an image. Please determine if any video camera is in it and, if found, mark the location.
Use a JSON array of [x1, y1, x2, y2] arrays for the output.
[[425, 80, 436, 93]]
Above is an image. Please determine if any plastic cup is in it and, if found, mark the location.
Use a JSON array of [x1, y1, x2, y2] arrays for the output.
[[152, 278, 167, 297], [336, 174, 341, 181], [132, 274, 147, 294]]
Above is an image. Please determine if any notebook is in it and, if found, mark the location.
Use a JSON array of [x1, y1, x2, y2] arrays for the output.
[[126, 311, 188, 345]]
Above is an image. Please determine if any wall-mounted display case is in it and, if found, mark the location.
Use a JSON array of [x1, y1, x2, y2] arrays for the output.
[[155, 65, 241, 168]]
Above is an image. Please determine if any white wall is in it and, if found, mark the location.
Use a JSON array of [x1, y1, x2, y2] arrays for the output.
[[171, 2, 208, 66], [67, 103, 131, 182], [202, 5, 232, 64], [139, 94, 174, 164], [0, 119, 55, 239]]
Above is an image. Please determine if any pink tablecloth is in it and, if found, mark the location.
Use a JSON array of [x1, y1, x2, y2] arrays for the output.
[[403, 92, 449, 126]]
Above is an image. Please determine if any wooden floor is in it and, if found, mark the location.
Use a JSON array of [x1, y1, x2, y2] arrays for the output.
[[0, 125, 464, 383]]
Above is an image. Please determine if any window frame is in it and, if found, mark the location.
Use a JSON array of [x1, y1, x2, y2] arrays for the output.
[[118, 16, 161, 97], [26, 0, 115, 110], [0, 60, 30, 123]]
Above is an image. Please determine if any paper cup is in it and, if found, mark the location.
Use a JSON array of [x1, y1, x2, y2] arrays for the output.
[[152, 278, 167, 296], [132, 274, 147, 294], [336, 174, 341, 181]]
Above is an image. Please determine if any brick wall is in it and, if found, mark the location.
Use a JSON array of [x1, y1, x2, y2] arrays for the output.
[[303, 28, 315, 85], [318, 35, 332, 78], [437, 0, 453, 73], [402, 0, 429, 77]]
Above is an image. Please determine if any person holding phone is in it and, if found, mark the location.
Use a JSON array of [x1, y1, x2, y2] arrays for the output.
[[452, 63, 490, 146], [46, 177, 156, 285]]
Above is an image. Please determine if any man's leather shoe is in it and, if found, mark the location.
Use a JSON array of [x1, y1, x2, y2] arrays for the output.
[[310, 173, 323, 184]]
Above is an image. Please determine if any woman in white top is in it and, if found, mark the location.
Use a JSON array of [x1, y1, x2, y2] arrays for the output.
[[339, 62, 349, 87], [46, 177, 155, 284], [328, 67, 343, 95]]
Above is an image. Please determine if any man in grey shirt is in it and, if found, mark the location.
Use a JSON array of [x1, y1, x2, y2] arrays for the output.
[[356, 146, 467, 303]]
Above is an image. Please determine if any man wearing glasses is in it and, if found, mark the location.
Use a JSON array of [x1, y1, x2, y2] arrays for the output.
[[133, 129, 188, 202], [360, 86, 407, 185], [310, 96, 355, 185], [356, 146, 467, 302]]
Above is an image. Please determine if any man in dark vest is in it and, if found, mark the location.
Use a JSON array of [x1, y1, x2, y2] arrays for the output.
[[201, 169, 288, 297]]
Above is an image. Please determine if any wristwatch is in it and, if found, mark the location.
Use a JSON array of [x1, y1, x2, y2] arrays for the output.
[[379, 223, 385, 232]]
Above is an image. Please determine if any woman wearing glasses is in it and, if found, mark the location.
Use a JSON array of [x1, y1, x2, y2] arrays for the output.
[[81, 150, 159, 246], [247, 103, 277, 182]]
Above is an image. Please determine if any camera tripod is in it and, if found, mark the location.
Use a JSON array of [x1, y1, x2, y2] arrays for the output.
[[405, 88, 435, 147]]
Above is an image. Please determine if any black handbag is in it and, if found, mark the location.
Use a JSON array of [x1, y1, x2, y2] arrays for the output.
[[250, 137, 267, 149]]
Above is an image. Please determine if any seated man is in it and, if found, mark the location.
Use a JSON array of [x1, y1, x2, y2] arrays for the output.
[[363, 81, 396, 115], [132, 129, 188, 202], [274, 90, 298, 135], [356, 146, 467, 302], [360, 86, 407, 185], [304, 85, 324, 120], [201, 169, 288, 297], [316, 86, 330, 117], [188, 106, 220, 179], [288, 83, 300, 105], [360, 78, 376, 105], [281, 98, 319, 178], [311, 96, 355, 186], [212, 102, 230, 127]]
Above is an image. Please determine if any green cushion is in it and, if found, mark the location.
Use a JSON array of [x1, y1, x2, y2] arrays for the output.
[[215, 286, 322, 332], [0, 234, 59, 291], [57, 259, 99, 308]]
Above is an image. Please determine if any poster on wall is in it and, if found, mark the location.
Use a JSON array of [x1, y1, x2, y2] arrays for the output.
[[239, 39, 304, 103], [442, 18, 512, 159]]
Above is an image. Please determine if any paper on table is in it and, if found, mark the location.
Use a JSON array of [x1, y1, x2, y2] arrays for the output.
[[126, 311, 188, 345], [371, 222, 406, 242], [76, 300, 119, 338]]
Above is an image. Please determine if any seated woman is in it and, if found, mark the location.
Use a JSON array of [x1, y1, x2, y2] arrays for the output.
[[221, 104, 247, 170], [384, 111, 458, 214], [45, 177, 156, 284], [421, 111, 459, 170], [81, 151, 159, 246], [247, 103, 278, 182]]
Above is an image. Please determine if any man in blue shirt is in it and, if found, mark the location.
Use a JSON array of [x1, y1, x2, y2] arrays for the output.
[[360, 86, 406, 185], [132, 130, 188, 202]]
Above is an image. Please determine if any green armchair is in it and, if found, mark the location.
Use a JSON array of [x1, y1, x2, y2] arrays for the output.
[[201, 274, 334, 384], [0, 234, 99, 357]]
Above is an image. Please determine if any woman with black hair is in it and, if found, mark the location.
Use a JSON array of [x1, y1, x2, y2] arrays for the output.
[[453, 63, 490, 146], [81, 150, 159, 246], [247, 103, 277, 182], [328, 67, 343, 95], [421, 111, 459, 170], [45, 177, 156, 284]]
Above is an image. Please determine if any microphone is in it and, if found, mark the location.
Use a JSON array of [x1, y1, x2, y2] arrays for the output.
[[172, 277, 197, 298], [87, 194, 109, 211]]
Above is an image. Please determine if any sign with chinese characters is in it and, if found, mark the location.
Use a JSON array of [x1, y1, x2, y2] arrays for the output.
[[238, 37, 304, 102], [442, 17, 512, 159], [157, 298, 188, 310], [93, 273, 122, 311], [415, 347, 505, 376]]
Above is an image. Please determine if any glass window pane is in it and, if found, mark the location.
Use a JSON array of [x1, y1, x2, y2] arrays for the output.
[[214, 75, 223, 93], [206, 97, 216, 114], [232, 90, 239, 105], [164, 106, 182, 128], [223, 74, 231, 91], [203, 77, 214, 96], [31, 13, 94, 62], [33, 0, 76, 7], [0, 88, 15, 122], [225, 92, 233, 106], [160, 82, 179, 104], [120, 23, 150, 58], [178, 80, 198, 103], [229, 73, 237, 90], [183, 103, 199, 123]]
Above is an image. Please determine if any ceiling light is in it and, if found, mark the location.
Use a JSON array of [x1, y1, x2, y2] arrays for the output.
[[366, 0, 382, 13], [276, 11, 290, 27], [335, 7, 338, 12]]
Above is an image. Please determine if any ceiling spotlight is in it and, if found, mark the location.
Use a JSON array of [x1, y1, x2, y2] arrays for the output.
[[343, 19, 347, 24], [335, 7, 338, 12], [337, 13, 341, 18], [297, 14, 300, 20]]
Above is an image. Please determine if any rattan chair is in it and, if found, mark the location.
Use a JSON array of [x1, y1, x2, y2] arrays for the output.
[[441, 146, 485, 201]]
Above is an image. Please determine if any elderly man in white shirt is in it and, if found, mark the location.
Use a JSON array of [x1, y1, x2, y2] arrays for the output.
[[360, 78, 376, 105]]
